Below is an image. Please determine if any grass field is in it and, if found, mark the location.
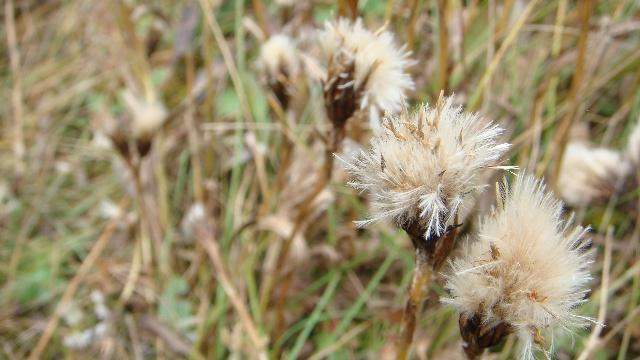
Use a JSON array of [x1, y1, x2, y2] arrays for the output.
[[2, 0, 640, 359]]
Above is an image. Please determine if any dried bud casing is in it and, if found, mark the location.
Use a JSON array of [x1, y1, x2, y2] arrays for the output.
[[402, 219, 460, 270], [323, 56, 360, 130], [459, 313, 510, 359]]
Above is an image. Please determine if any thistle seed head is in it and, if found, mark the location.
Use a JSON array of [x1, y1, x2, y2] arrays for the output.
[[320, 18, 414, 128], [557, 142, 630, 207], [444, 174, 594, 359], [258, 34, 300, 109], [341, 96, 510, 240]]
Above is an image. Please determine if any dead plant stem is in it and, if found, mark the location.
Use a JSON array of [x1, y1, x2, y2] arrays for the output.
[[396, 246, 431, 360]]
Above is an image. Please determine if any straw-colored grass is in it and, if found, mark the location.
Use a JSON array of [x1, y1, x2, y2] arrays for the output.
[[2, 1, 640, 359]]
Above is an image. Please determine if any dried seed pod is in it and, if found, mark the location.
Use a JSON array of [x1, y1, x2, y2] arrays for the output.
[[458, 312, 511, 359], [319, 18, 414, 130], [444, 174, 594, 359]]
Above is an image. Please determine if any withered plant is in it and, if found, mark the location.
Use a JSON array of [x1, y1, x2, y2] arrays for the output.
[[445, 174, 594, 359], [342, 94, 510, 358]]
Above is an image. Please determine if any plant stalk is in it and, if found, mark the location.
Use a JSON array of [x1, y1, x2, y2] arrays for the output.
[[395, 219, 460, 358], [396, 245, 431, 360]]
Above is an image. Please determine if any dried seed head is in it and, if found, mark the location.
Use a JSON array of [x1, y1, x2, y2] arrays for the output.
[[341, 96, 510, 239], [444, 174, 594, 359], [122, 89, 168, 141], [320, 18, 414, 128], [557, 142, 630, 207], [94, 90, 167, 160], [258, 34, 301, 109]]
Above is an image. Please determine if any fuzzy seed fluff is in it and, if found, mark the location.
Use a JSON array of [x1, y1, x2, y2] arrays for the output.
[[320, 18, 414, 113], [122, 90, 167, 139], [341, 97, 510, 238], [258, 34, 300, 84], [444, 174, 594, 359], [557, 142, 630, 207]]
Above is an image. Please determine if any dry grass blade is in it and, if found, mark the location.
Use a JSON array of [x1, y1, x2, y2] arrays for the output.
[[468, 0, 540, 110], [4, 0, 25, 175], [549, 0, 594, 185], [196, 224, 268, 359], [198, 0, 271, 204], [577, 226, 613, 360], [28, 199, 130, 360], [437, 0, 450, 92], [5, 1, 640, 359]]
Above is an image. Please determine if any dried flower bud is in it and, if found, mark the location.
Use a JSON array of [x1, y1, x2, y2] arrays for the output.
[[444, 174, 594, 359], [320, 18, 414, 129], [557, 142, 630, 207], [341, 96, 510, 241], [258, 34, 301, 109]]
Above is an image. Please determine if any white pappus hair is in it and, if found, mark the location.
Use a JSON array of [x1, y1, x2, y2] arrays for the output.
[[557, 142, 630, 207], [258, 34, 300, 82], [444, 174, 594, 359], [319, 18, 414, 114], [340, 96, 510, 239]]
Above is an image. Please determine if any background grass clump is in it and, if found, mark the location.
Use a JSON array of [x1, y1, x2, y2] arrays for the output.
[[1, 0, 640, 359]]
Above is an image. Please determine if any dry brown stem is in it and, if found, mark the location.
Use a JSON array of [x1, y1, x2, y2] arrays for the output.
[[396, 246, 431, 360], [395, 220, 460, 358]]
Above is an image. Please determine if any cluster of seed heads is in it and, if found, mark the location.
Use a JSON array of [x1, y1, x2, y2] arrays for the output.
[[256, 17, 596, 360]]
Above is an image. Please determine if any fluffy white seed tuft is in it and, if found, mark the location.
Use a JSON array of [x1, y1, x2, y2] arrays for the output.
[[258, 34, 300, 85], [444, 174, 594, 359], [341, 96, 510, 238], [319, 18, 414, 114], [557, 142, 630, 207], [121, 89, 167, 140], [257, 34, 301, 108]]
